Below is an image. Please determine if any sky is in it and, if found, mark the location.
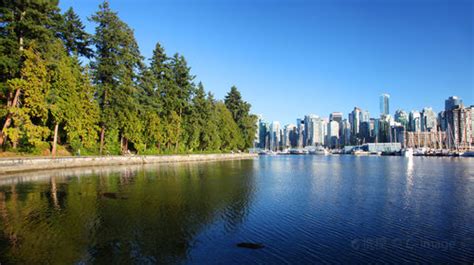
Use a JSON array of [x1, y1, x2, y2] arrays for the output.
[[59, 0, 473, 125]]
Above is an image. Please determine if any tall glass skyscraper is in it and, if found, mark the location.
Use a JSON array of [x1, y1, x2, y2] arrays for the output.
[[380, 93, 390, 116]]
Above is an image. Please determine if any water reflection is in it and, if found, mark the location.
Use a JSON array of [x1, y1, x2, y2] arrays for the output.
[[0, 161, 256, 264], [0, 157, 473, 264]]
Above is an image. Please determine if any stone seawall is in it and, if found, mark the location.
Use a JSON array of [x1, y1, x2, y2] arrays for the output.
[[0, 153, 257, 175]]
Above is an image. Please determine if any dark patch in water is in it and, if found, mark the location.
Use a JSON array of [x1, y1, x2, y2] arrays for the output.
[[102, 192, 128, 200], [236, 242, 264, 249]]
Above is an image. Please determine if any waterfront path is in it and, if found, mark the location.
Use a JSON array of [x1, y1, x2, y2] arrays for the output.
[[0, 153, 257, 175]]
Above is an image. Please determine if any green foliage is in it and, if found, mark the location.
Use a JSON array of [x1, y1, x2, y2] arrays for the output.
[[0, 1, 256, 156], [225, 86, 257, 149]]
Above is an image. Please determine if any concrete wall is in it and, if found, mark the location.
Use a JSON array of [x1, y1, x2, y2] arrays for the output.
[[0, 153, 257, 175]]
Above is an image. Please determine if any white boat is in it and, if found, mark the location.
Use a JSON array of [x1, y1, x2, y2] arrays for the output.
[[309, 146, 329, 155], [402, 148, 414, 157], [352, 149, 370, 156]]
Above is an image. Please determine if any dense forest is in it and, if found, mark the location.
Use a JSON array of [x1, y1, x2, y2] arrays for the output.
[[0, 1, 257, 156]]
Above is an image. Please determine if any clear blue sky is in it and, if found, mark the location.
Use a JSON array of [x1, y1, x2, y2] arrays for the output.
[[59, 0, 473, 125]]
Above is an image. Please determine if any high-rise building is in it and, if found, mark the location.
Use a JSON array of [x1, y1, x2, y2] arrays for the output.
[[296, 118, 304, 148], [380, 93, 390, 116], [421, 107, 437, 132], [444, 96, 472, 149], [269, 121, 281, 151], [327, 121, 340, 148], [304, 114, 319, 146], [342, 119, 351, 146], [409, 111, 421, 132], [361, 110, 370, 123], [445, 96, 463, 111], [394, 109, 409, 129], [329, 112, 343, 123], [283, 124, 297, 149], [350, 107, 361, 144]]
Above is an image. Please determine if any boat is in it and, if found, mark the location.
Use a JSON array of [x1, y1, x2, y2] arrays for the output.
[[369, 151, 382, 156], [289, 148, 306, 155], [414, 148, 426, 156], [352, 147, 369, 156], [309, 146, 329, 155], [461, 151, 474, 157], [402, 148, 413, 157]]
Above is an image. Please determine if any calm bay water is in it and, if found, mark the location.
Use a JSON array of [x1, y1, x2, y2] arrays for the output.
[[0, 156, 473, 264]]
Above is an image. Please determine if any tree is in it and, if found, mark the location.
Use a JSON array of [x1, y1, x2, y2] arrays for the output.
[[47, 41, 99, 156], [224, 86, 257, 149], [90, 1, 144, 154], [215, 101, 243, 151], [57, 7, 92, 58], [6, 47, 50, 151], [0, 0, 62, 146]]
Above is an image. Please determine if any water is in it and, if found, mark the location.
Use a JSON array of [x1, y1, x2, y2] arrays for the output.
[[0, 156, 473, 264]]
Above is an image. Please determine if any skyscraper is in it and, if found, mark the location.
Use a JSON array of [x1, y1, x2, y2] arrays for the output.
[[350, 107, 361, 144], [380, 93, 390, 116], [394, 109, 409, 129], [421, 107, 437, 132], [445, 96, 463, 111], [269, 121, 281, 151], [409, 111, 421, 132], [304, 114, 318, 146], [327, 121, 340, 148], [329, 112, 343, 123]]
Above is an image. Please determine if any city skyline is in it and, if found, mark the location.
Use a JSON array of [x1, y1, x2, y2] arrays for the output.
[[257, 94, 472, 126], [255, 94, 473, 151], [59, 0, 473, 125]]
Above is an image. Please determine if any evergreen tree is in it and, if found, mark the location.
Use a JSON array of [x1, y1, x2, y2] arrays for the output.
[[0, 0, 62, 146], [224, 86, 257, 149], [57, 7, 92, 58], [6, 47, 50, 151], [215, 101, 244, 151], [204, 92, 221, 151], [90, 1, 143, 154]]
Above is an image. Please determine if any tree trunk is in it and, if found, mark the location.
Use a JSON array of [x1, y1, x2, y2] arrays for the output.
[[99, 127, 105, 155], [52, 123, 59, 158], [0, 88, 22, 146]]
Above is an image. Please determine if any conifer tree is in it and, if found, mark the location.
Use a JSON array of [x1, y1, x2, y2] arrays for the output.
[[224, 86, 257, 149], [90, 1, 143, 154], [58, 7, 92, 58], [0, 0, 62, 146]]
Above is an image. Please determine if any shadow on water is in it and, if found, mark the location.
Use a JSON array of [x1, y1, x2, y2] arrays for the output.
[[0, 159, 257, 264]]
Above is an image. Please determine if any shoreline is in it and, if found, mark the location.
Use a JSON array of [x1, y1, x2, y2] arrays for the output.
[[0, 153, 257, 175]]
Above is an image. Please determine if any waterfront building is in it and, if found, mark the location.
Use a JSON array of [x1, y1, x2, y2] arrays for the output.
[[327, 121, 340, 148], [363, 142, 401, 153], [269, 121, 281, 151], [409, 110, 421, 132], [350, 107, 362, 144], [394, 109, 409, 129], [421, 107, 437, 132], [438, 111, 447, 131], [360, 121, 371, 143], [446, 105, 472, 149], [342, 119, 351, 146], [296, 118, 305, 148], [379, 115, 392, 142], [283, 124, 297, 149], [361, 110, 370, 123], [380, 93, 390, 116], [304, 114, 319, 146], [312, 117, 327, 146], [445, 96, 463, 111], [329, 112, 343, 123]]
